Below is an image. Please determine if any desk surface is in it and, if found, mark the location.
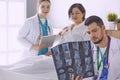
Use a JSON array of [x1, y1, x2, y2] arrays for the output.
[[106, 30, 120, 39]]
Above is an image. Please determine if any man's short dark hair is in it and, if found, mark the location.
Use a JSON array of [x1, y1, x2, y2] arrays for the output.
[[85, 15, 104, 28]]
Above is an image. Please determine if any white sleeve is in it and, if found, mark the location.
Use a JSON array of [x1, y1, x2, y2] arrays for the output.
[[84, 32, 90, 41], [18, 20, 33, 49]]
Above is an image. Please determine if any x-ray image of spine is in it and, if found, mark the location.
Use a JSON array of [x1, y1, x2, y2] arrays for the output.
[[51, 41, 95, 80], [62, 43, 71, 59], [52, 46, 61, 60]]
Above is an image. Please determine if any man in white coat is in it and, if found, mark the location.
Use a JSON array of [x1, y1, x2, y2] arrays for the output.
[[85, 15, 120, 80], [73, 15, 120, 80]]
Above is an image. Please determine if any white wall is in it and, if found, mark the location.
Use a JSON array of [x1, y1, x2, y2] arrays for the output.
[[27, 0, 120, 29], [49, 0, 120, 29]]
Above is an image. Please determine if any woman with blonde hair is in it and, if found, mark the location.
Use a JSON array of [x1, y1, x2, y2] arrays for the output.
[[18, 0, 53, 57]]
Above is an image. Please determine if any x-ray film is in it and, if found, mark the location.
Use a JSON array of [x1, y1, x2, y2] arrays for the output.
[[51, 41, 94, 80]]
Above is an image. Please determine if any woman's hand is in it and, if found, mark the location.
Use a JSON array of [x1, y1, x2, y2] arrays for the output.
[[45, 50, 52, 56], [31, 44, 46, 51], [70, 24, 75, 30], [59, 27, 69, 36], [72, 75, 83, 80]]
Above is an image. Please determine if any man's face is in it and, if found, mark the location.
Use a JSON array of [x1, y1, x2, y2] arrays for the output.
[[86, 22, 104, 44]]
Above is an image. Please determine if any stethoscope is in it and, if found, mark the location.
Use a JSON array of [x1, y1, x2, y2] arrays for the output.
[[95, 36, 111, 79], [38, 15, 51, 36]]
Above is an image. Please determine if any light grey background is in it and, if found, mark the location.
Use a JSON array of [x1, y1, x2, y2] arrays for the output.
[[27, 0, 37, 18]]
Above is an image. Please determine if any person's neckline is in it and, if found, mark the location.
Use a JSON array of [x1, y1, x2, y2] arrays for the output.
[[38, 14, 46, 19]]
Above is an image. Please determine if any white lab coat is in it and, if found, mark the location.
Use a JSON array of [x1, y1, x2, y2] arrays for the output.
[[59, 21, 90, 43], [0, 15, 57, 80], [93, 36, 120, 80], [18, 14, 53, 57]]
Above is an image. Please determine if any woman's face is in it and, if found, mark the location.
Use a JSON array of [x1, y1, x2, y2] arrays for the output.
[[38, 1, 51, 17], [70, 7, 84, 24]]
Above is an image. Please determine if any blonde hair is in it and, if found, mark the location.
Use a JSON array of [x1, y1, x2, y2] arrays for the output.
[[36, 0, 51, 13], [37, 0, 51, 6]]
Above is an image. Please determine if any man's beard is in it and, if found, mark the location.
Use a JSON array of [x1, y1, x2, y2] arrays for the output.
[[93, 36, 103, 44]]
